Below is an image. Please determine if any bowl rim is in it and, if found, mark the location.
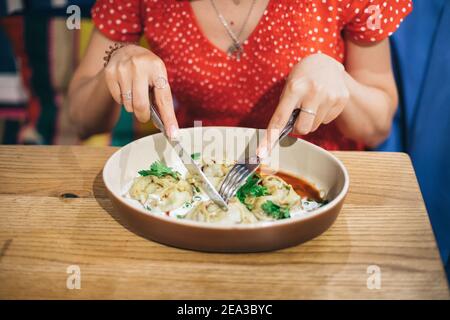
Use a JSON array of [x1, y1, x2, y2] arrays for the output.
[[102, 126, 349, 230]]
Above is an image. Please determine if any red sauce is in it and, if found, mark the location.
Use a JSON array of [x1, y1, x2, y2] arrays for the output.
[[257, 168, 322, 202]]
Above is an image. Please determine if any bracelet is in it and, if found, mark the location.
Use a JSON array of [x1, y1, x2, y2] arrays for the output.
[[103, 43, 127, 67]]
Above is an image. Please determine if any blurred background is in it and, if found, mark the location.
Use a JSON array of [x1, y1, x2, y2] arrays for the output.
[[0, 0, 159, 147], [0, 0, 449, 281]]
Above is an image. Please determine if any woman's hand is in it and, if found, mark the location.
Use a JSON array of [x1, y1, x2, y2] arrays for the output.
[[258, 53, 350, 156], [104, 44, 179, 139]]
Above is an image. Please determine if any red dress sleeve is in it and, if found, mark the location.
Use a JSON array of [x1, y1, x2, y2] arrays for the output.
[[341, 0, 412, 43], [91, 0, 143, 43]]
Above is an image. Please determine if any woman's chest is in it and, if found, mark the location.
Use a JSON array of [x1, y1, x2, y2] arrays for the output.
[[142, 0, 346, 101]]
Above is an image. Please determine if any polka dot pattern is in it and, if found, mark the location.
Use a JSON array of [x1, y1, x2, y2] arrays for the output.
[[91, 0, 142, 42], [343, 0, 413, 42], [91, 0, 412, 151]]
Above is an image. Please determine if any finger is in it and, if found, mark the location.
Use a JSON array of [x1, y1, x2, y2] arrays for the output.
[[311, 95, 333, 132], [294, 86, 325, 135], [151, 70, 179, 140], [311, 103, 328, 132], [132, 72, 151, 122], [117, 62, 133, 113], [323, 107, 345, 125], [257, 78, 308, 157], [104, 67, 122, 105], [323, 98, 348, 124]]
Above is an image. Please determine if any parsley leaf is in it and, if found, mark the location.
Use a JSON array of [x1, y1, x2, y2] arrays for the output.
[[261, 200, 290, 220], [190, 152, 201, 160], [138, 161, 180, 180], [236, 174, 269, 209]]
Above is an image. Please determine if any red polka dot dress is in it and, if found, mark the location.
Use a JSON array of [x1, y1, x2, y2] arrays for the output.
[[91, 0, 412, 150]]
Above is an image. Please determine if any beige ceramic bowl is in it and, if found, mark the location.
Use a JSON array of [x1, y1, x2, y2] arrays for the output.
[[103, 127, 349, 252]]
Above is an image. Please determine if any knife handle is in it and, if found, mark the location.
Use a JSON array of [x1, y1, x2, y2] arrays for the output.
[[149, 94, 166, 135]]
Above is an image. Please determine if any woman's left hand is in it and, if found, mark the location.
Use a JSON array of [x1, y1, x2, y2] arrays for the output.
[[258, 53, 350, 157]]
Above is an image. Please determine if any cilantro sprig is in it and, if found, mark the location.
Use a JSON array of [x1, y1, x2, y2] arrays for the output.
[[236, 174, 269, 209], [261, 200, 291, 220], [138, 161, 180, 180]]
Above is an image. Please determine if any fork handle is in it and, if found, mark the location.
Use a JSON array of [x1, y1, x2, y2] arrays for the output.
[[278, 108, 301, 142]]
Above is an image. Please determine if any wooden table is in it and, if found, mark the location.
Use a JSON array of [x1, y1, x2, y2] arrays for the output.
[[0, 146, 448, 299]]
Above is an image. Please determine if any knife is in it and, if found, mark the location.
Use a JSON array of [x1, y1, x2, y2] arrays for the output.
[[148, 101, 229, 210]]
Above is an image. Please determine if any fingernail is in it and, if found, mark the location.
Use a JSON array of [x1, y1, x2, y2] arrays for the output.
[[299, 126, 310, 135], [257, 146, 269, 159], [168, 125, 179, 141]]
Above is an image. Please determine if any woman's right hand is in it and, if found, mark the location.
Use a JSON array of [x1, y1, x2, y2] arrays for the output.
[[104, 44, 179, 139]]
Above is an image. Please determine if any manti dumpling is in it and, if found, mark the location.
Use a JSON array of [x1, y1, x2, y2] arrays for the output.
[[246, 175, 301, 221], [197, 158, 233, 189], [129, 174, 193, 212], [184, 199, 258, 224]]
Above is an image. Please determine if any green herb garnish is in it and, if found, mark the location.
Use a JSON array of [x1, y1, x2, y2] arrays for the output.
[[182, 201, 192, 209], [261, 200, 290, 220], [236, 174, 269, 210], [190, 152, 201, 160], [138, 161, 180, 180]]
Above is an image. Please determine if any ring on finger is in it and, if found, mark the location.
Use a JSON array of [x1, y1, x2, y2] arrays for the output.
[[154, 76, 168, 89], [300, 107, 316, 116], [121, 90, 132, 101]]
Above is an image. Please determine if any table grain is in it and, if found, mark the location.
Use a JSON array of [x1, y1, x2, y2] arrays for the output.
[[0, 146, 448, 299]]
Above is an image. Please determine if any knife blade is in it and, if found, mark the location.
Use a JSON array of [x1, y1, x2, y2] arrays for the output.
[[149, 102, 229, 210]]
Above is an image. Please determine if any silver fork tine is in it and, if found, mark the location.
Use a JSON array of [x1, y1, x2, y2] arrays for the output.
[[221, 163, 258, 202], [219, 164, 243, 194], [224, 168, 249, 201], [223, 166, 247, 200], [219, 109, 301, 204], [229, 165, 260, 200], [219, 166, 236, 195], [220, 165, 244, 198]]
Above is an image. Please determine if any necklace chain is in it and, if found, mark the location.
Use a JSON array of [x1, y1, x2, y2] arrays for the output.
[[209, 0, 257, 60]]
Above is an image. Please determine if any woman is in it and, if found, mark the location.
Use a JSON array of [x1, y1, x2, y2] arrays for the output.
[[69, 0, 412, 155]]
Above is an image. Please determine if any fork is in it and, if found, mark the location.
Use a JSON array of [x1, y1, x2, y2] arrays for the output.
[[218, 109, 301, 203]]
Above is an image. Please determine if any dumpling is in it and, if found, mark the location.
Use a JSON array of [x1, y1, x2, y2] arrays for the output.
[[200, 159, 233, 189], [245, 175, 301, 220], [233, 200, 259, 224], [155, 179, 193, 212], [184, 201, 228, 223], [184, 199, 258, 224], [129, 175, 162, 204], [129, 175, 193, 212], [261, 175, 301, 207]]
